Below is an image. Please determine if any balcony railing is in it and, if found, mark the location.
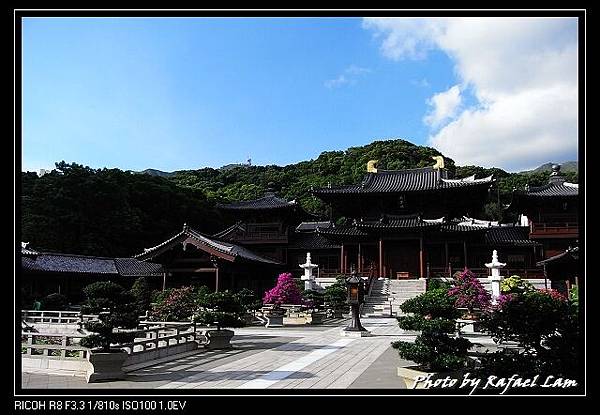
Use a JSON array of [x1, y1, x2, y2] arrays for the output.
[[530, 222, 578, 237]]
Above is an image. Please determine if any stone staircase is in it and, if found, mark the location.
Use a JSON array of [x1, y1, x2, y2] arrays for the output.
[[361, 278, 426, 317]]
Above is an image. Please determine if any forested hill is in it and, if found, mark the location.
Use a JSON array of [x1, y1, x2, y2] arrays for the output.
[[21, 139, 578, 257]]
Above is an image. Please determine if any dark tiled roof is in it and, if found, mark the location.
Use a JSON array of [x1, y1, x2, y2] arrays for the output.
[[21, 243, 39, 257], [20, 252, 163, 277], [484, 226, 540, 246], [313, 167, 493, 195], [114, 258, 164, 277], [212, 222, 246, 240], [217, 194, 296, 210], [287, 232, 340, 250], [316, 225, 369, 237], [514, 181, 578, 198], [356, 214, 444, 230], [537, 247, 579, 266], [441, 217, 498, 233], [295, 221, 333, 232], [135, 224, 282, 265]]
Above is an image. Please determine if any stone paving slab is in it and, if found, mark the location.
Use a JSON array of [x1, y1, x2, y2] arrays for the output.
[[21, 317, 448, 390]]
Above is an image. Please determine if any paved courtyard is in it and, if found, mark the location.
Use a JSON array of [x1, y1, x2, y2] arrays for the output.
[[22, 317, 417, 390]]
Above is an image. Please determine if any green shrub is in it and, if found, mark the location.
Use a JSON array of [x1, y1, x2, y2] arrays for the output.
[[41, 293, 68, 310], [129, 277, 152, 315], [394, 288, 471, 372], [323, 279, 347, 311], [427, 279, 451, 291], [79, 282, 138, 352], [194, 290, 245, 330], [234, 288, 262, 314], [500, 275, 535, 295]]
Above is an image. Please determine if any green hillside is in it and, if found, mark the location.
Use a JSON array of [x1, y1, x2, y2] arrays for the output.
[[21, 139, 578, 257]]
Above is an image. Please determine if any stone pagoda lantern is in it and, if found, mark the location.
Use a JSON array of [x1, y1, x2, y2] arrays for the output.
[[300, 252, 318, 291], [485, 250, 506, 304]]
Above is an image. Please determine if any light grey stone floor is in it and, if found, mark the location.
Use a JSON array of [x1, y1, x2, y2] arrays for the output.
[[21, 317, 418, 390]]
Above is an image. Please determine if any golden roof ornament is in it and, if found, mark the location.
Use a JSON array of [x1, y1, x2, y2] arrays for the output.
[[432, 156, 445, 169], [367, 160, 378, 173]]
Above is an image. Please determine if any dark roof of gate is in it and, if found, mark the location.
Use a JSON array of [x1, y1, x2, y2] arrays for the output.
[[216, 194, 296, 210]]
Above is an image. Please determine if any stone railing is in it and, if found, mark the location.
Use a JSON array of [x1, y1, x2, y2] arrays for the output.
[[21, 332, 90, 359], [22, 322, 203, 360], [21, 310, 98, 324]]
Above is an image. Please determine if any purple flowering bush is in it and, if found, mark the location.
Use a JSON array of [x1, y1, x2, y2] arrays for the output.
[[448, 268, 491, 314], [263, 273, 303, 305]]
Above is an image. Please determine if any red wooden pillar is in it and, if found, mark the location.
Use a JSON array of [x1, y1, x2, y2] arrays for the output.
[[357, 243, 362, 274], [378, 238, 384, 278], [419, 236, 424, 279]]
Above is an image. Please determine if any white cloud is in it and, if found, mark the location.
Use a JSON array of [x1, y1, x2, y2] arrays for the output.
[[363, 17, 578, 171], [325, 65, 371, 89], [424, 85, 462, 128]]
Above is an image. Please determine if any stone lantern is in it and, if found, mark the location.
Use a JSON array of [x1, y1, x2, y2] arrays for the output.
[[485, 250, 506, 304], [299, 252, 318, 291], [342, 270, 370, 337]]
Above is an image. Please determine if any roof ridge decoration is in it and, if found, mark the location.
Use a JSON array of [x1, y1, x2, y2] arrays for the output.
[[432, 156, 444, 169], [367, 160, 378, 173]]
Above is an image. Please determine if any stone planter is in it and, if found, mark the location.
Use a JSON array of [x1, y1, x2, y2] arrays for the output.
[[265, 310, 285, 328], [456, 318, 481, 333], [243, 313, 254, 325], [305, 311, 324, 325], [86, 350, 128, 383], [205, 329, 235, 350], [397, 366, 465, 389]]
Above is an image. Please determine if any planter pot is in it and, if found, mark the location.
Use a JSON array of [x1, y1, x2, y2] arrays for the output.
[[397, 366, 464, 389], [305, 312, 324, 325], [243, 314, 254, 325], [330, 309, 343, 319], [265, 311, 284, 328], [456, 318, 481, 333], [205, 329, 234, 350], [86, 350, 128, 383]]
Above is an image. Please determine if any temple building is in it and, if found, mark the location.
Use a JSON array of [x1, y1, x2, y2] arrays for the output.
[[133, 223, 283, 294], [20, 243, 164, 303], [507, 164, 579, 259]]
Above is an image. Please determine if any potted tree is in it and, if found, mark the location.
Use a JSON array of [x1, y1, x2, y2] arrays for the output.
[[79, 281, 139, 383], [149, 286, 197, 322], [262, 273, 303, 327], [302, 289, 325, 325], [194, 290, 245, 349], [234, 288, 262, 325], [323, 278, 347, 318], [448, 268, 491, 333], [393, 288, 472, 389]]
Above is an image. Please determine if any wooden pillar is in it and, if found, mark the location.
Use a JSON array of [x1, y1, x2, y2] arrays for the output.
[[162, 272, 167, 291], [215, 267, 219, 292], [344, 247, 348, 274], [463, 241, 468, 269], [378, 238, 384, 278], [340, 244, 345, 274], [419, 236, 424, 279], [358, 243, 362, 274], [444, 241, 449, 275]]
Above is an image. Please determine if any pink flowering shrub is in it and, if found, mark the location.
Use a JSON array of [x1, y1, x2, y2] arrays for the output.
[[538, 288, 567, 302], [448, 268, 491, 313], [151, 286, 197, 321], [263, 273, 303, 305]]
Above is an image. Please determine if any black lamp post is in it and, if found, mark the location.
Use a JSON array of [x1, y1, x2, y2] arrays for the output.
[[343, 270, 370, 336]]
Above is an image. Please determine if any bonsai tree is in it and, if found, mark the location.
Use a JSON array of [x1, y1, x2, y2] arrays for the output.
[[323, 278, 347, 316], [392, 288, 471, 372], [150, 286, 197, 322], [79, 281, 139, 353], [478, 288, 579, 380], [302, 289, 324, 311], [448, 268, 491, 318], [263, 273, 303, 306], [234, 288, 262, 315], [129, 277, 152, 316], [194, 290, 245, 331], [41, 293, 69, 310]]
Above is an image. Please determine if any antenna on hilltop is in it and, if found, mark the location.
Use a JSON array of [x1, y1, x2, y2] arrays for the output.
[[247, 155, 252, 166]]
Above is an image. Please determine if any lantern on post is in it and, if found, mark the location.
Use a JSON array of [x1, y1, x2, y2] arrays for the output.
[[342, 269, 371, 337]]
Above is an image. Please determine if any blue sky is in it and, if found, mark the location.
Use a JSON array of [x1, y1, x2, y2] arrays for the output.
[[22, 17, 578, 173]]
